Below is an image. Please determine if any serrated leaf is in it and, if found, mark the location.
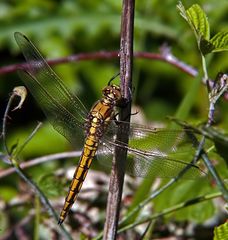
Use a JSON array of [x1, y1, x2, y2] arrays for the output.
[[214, 222, 228, 240], [210, 31, 228, 53], [177, 1, 188, 22], [177, 2, 210, 42], [186, 4, 210, 41]]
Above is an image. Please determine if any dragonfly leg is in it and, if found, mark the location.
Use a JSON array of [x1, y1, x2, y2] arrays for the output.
[[107, 72, 120, 85], [113, 109, 139, 125]]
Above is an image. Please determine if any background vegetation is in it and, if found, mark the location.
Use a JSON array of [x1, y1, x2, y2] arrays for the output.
[[0, 0, 227, 239]]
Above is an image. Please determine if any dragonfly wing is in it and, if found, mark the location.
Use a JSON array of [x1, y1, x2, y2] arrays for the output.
[[18, 71, 85, 145], [126, 147, 205, 179], [14, 32, 88, 145], [97, 142, 114, 170], [99, 121, 206, 179], [108, 121, 199, 153]]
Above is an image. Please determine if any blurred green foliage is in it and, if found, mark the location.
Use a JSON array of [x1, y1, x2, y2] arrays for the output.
[[0, 0, 227, 125], [0, 0, 227, 238]]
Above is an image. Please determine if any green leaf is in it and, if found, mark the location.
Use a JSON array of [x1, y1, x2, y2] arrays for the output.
[[177, 2, 210, 42], [174, 198, 215, 223], [153, 180, 215, 223], [177, 2, 228, 55], [38, 173, 65, 198], [214, 222, 228, 240], [200, 38, 215, 55], [177, 1, 188, 22], [210, 31, 228, 53], [187, 4, 210, 40]]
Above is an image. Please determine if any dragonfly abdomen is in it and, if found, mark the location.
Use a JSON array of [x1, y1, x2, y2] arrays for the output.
[[58, 135, 99, 225]]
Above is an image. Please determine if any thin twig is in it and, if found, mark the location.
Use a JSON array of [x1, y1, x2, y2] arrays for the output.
[[2, 93, 15, 154], [118, 129, 205, 227], [2, 86, 28, 155], [13, 166, 73, 240], [15, 122, 42, 157], [0, 90, 73, 240], [0, 51, 197, 77], [0, 151, 81, 179], [103, 1, 135, 239], [95, 190, 222, 240], [193, 73, 228, 201], [195, 47, 228, 200], [118, 191, 222, 234]]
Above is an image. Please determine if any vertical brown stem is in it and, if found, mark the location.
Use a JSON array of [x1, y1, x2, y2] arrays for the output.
[[103, 0, 135, 239]]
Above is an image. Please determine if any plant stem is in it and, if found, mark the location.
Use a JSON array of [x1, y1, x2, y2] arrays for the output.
[[0, 151, 81, 179], [34, 196, 40, 240], [1, 89, 73, 240], [2, 93, 14, 155], [103, 0, 135, 239], [197, 55, 228, 201], [14, 165, 73, 240], [0, 51, 197, 77], [118, 192, 222, 234], [14, 122, 42, 158]]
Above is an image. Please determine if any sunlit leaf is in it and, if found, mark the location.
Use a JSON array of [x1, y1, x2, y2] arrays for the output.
[[175, 199, 215, 223], [214, 222, 228, 240], [187, 4, 210, 40], [153, 179, 215, 223], [177, 2, 210, 42], [210, 31, 228, 53]]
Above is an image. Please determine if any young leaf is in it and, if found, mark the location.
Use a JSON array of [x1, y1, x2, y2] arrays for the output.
[[177, 1, 188, 22], [186, 4, 210, 41], [177, 2, 210, 42], [210, 31, 228, 53]]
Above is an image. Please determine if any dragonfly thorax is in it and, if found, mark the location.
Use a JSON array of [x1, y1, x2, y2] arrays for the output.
[[102, 84, 122, 104]]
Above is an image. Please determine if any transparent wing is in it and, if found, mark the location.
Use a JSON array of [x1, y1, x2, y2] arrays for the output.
[[14, 32, 88, 145], [97, 122, 206, 179]]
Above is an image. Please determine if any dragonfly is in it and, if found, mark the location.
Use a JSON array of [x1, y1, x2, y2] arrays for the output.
[[14, 32, 205, 225]]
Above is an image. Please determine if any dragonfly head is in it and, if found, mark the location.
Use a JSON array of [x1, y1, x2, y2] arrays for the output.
[[102, 84, 122, 103]]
